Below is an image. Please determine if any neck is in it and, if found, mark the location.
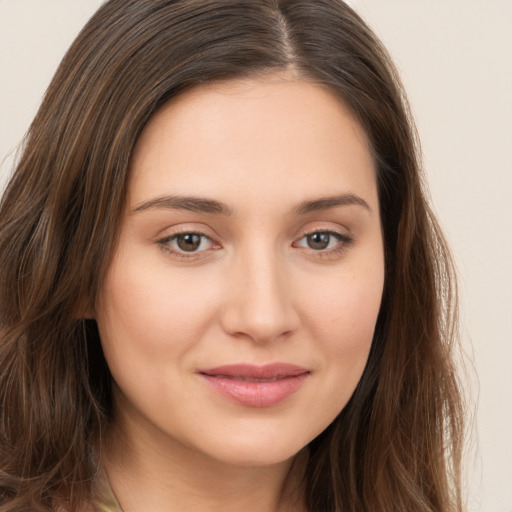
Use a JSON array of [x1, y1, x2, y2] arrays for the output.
[[101, 408, 307, 512]]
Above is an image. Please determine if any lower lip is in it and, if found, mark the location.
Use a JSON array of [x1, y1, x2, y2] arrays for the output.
[[200, 373, 309, 407]]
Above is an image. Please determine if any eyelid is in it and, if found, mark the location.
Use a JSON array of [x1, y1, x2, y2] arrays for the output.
[[155, 224, 354, 261], [293, 227, 354, 259], [156, 226, 221, 260]]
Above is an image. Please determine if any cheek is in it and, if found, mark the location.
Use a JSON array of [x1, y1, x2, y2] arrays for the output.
[[96, 255, 220, 364], [300, 260, 384, 392], [313, 288, 379, 375], [305, 263, 383, 346], [286, 265, 383, 438]]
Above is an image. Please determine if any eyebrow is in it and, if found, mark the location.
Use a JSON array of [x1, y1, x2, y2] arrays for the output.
[[131, 193, 370, 216], [132, 195, 233, 215], [293, 193, 371, 215]]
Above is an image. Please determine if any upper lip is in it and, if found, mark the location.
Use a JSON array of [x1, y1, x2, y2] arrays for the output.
[[198, 363, 310, 380]]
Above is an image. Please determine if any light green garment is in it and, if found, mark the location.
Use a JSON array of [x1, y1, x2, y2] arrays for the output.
[[96, 494, 122, 512], [93, 471, 123, 512]]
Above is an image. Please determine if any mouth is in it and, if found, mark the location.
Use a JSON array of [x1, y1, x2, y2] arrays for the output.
[[204, 375, 294, 382], [198, 363, 310, 407]]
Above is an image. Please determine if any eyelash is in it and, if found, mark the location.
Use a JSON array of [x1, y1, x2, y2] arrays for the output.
[[156, 229, 354, 261], [157, 230, 218, 261], [294, 230, 354, 260]]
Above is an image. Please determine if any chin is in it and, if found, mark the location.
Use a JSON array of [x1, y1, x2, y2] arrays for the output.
[[184, 420, 319, 469], [208, 444, 303, 469]]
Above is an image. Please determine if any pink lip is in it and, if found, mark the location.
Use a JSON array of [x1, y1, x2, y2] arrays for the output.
[[198, 363, 310, 408]]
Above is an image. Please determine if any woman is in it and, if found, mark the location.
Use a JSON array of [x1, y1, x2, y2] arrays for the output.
[[0, 1, 464, 511]]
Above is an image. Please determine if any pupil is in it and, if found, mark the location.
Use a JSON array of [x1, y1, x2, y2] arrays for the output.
[[308, 232, 330, 250], [177, 234, 201, 252]]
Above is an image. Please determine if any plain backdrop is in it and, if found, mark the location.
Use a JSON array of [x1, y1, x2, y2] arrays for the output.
[[1, 1, 511, 511]]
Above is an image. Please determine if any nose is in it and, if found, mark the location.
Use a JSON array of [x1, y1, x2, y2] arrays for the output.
[[220, 247, 300, 344]]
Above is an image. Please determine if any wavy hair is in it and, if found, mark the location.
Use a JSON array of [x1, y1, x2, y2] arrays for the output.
[[0, 1, 463, 510]]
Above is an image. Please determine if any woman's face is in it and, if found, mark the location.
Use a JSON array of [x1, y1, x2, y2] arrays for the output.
[[95, 76, 384, 467]]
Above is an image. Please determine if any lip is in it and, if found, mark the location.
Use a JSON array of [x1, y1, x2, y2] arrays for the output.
[[198, 363, 310, 408]]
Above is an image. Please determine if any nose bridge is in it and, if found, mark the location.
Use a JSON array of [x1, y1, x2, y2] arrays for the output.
[[221, 241, 298, 343]]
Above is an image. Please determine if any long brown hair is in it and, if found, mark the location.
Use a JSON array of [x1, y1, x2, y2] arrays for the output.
[[0, 1, 464, 510]]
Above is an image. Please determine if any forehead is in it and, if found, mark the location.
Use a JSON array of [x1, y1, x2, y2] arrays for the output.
[[128, 76, 377, 211]]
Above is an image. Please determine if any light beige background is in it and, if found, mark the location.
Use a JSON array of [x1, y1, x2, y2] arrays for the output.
[[1, 1, 511, 510]]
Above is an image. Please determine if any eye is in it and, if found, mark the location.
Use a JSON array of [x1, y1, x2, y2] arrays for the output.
[[174, 233, 208, 252], [294, 230, 353, 253], [158, 231, 217, 257]]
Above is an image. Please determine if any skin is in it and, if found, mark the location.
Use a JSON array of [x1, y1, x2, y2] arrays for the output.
[[95, 75, 385, 512]]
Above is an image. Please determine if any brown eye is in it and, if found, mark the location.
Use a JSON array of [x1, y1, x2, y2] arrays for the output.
[[158, 231, 217, 259], [295, 230, 352, 255], [176, 233, 202, 252], [306, 232, 331, 250]]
